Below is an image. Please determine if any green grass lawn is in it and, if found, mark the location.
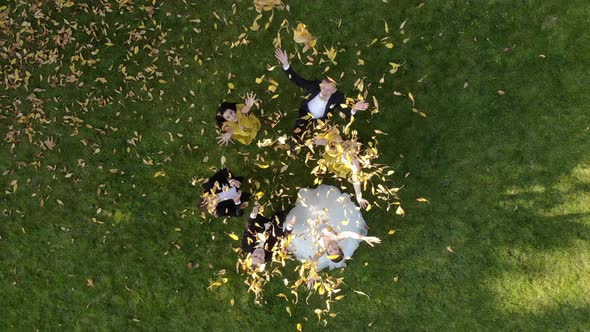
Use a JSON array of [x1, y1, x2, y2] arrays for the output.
[[1, 0, 589, 330]]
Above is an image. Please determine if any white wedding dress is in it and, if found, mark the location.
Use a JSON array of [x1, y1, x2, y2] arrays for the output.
[[284, 185, 368, 271]]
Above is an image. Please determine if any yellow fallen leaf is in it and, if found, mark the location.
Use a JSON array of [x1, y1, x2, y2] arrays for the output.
[[389, 62, 402, 74], [416, 197, 430, 203], [154, 170, 166, 177], [396, 205, 405, 216], [227, 82, 235, 89], [408, 92, 415, 106], [354, 290, 370, 298], [208, 281, 223, 290], [399, 18, 408, 30], [388, 229, 396, 235], [293, 23, 317, 52], [314, 309, 322, 321], [323, 46, 338, 64], [227, 233, 239, 241], [385, 42, 394, 49]]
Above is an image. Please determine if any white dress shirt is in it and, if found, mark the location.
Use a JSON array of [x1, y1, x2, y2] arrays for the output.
[[217, 186, 240, 205], [307, 93, 329, 118]]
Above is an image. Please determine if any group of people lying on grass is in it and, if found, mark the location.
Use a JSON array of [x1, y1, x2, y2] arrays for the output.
[[200, 48, 385, 290]]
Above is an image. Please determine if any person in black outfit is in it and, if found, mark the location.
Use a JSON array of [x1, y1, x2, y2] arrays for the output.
[[201, 168, 251, 218], [274, 48, 370, 145], [241, 205, 296, 269]]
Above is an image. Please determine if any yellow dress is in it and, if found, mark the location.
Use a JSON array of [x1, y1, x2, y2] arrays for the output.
[[315, 129, 354, 180], [314, 127, 368, 183], [222, 104, 261, 145], [322, 149, 352, 179]]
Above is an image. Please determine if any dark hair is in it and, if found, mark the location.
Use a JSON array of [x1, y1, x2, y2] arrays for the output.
[[216, 102, 237, 128], [328, 248, 344, 263]]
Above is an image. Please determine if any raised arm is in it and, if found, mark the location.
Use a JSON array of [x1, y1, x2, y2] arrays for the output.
[[239, 92, 257, 114], [336, 97, 370, 121], [275, 48, 318, 91], [217, 125, 234, 146], [350, 158, 369, 208], [336, 231, 381, 246]]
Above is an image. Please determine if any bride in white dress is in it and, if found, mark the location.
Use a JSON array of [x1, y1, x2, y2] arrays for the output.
[[284, 185, 380, 271]]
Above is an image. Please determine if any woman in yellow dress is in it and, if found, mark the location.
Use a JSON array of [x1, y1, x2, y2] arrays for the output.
[[216, 92, 261, 145], [312, 127, 377, 209]]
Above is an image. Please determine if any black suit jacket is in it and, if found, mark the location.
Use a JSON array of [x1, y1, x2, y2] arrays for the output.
[[284, 66, 354, 121], [202, 168, 250, 218], [241, 211, 291, 262]]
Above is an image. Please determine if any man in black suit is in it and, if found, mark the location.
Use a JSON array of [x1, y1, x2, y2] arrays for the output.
[[241, 205, 295, 269], [274, 48, 369, 147], [201, 168, 251, 218]]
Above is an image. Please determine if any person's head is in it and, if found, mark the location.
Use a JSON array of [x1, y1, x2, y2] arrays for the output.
[[216, 102, 238, 127], [250, 247, 266, 269], [319, 78, 337, 98], [326, 240, 344, 263]]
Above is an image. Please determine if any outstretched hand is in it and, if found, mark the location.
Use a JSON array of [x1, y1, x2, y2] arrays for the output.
[[275, 48, 289, 68], [362, 236, 381, 247], [357, 197, 369, 209], [216, 132, 233, 146], [244, 92, 256, 110], [352, 100, 369, 112]]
